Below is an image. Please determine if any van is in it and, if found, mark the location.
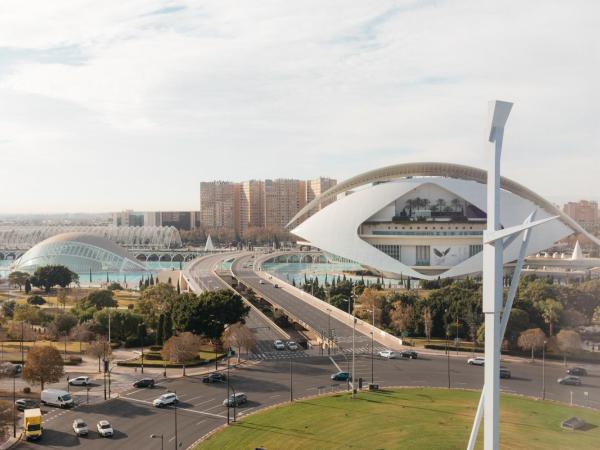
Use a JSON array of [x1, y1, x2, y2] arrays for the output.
[[23, 408, 42, 440], [41, 389, 74, 408]]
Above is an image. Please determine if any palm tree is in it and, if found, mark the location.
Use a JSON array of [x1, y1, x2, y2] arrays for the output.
[[435, 198, 446, 213], [537, 298, 563, 336]]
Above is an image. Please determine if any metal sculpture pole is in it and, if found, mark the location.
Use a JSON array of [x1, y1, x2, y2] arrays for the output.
[[470, 101, 558, 450]]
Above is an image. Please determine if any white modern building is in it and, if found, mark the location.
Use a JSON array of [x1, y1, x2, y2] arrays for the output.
[[290, 162, 600, 280]]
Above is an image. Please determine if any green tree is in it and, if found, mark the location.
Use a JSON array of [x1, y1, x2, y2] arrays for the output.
[[504, 308, 530, 348], [93, 309, 144, 341], [8, 271, 29, 291], [536, 298, 563, 336], [26, 295, 46, 306], [81, 290, 118, 310], [30, 265, 78, 292], [135, 283, 177, 329]]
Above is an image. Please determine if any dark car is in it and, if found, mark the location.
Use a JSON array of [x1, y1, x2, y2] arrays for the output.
[[566, 367, 588, 376], [15, 399, 38, 411], [133, 378, 155, 388], [203, 372, 226, 383], [558, 375, 582, 386], [331, 372, 351, 381], [400, 350, 418, 359], [499, 367, 511, 379]]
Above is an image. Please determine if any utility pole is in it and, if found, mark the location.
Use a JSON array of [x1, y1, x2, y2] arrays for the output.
[[12, 368, 16, 437], [446, 331, 451, 389], [227, 348, 230, 424], [20, 321, 24, 364], [352, 316, 356, 399], [542, 340, 546, 400], [289, 354, 293, 402], [174, 390, 178, 450], [327, 309, 331, 355]]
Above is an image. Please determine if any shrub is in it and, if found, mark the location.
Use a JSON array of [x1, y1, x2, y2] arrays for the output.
[[27, 295, 46, 305], [23, 387, 31, 394], [127, 303, 134, 310], [144, 353, 162, 361], [149, 345, 162, 352], [107, 282, 123, 291]]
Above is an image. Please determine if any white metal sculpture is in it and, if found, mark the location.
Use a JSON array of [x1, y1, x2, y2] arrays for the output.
[[473, 101, 559, 450]]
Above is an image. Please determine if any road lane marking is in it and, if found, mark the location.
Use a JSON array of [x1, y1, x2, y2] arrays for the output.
[[186, 396, 215, 405], [269, 394, 281, 399], [121, 396, 227, 419], [329, 356, 342, 372]]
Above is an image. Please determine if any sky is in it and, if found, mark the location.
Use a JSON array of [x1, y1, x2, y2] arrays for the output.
[[0, 1, 598, 213]]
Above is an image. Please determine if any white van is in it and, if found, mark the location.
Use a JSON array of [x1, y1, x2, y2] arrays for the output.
[[41, 389, 74, 408]]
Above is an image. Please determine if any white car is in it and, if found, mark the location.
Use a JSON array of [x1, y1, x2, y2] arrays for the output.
[[96, 420, 113, 437], [287, 341, 299, 351], [273, 340, 285, 350], [153, 392, 178, 407], [468, 356, 485, 366], [378, 350, 396, 359], [259, 280, 265, 284], [72, 419, 88, 436], [69, 376, 90, 386]]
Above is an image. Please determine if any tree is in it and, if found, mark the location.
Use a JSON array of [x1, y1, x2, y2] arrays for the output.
[[536, 298, 563, 336], [422, 306, 433, 342], [24, 278, 32, 294], [26, 295, 46, 306], [81, 290, 118, 310], [504, 308, 530, 348], [1, 301, 15, 318], [69, 322, 95, 353], [49, 313, 78, 356], [13, 304, 46, 325], [517, 328, 546, 361], [161, 332, 202, 363], [87, 339, 111, 373], [30, 265, 78, 293], [22, 345, 64, 390], [556, 329, 582, 366], [135, 283, 177, 329], [8, 271, 29, 291], [223, 323, 257, 362], [354, 288, 386, 324], [93, 309, 143, 341], [389, 302, 414, 336]]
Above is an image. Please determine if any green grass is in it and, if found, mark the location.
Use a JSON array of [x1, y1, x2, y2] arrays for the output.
[[197, 388, 600, 450]]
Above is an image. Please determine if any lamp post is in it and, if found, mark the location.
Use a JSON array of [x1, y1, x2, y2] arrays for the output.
[[289, 353, 293, 402], [226, 346, 231, 424], [139, 324, 145, 374], [352, 316, 356, 399], [446, 330, 451, 389], [150, 434, 164, 450], [542, 340, 547, 400], [12, 367, 16, 437], [173, 390, 178, 450], [371, 302, 375, 385], [326, 308, 331, 355]]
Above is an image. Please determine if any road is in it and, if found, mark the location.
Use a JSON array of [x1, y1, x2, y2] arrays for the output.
[[231, 254, 381, 354], [15, 350, 600, 450]]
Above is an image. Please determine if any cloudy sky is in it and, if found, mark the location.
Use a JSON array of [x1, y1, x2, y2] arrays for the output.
[[0, 1, 598, 213]]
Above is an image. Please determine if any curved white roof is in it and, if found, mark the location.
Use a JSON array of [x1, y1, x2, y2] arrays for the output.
[[292, 167, 589, 280], [14, 232, 147, 273], [288, 161, 600, 248]]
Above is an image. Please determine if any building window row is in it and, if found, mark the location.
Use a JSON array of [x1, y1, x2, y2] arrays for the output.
[[373, 244, 401, 261]]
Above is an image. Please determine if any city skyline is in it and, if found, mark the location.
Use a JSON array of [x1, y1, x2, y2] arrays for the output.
[[1, 1, 598, 213]]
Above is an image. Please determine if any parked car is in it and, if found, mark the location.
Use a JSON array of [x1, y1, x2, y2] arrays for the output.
[[400, 350, 418, 359], [15, 399, 38, 412], [259, 280, 265, 284], [331, 372, 351, 381], [566, 367, 588, 376], [72, 419, 88, 436], [96, 420, 113, 437], [133, 378, 155, 388], [273, 340, 285, 350], [287, 341, 299, 351], [69, 376, 90, 386], [273, 284, 279, 288], [203, 372, 226, 383], [467, 356, 485, 366], [13, 364, 23, 374], [223, 392, 248, 407], [378, 350, 396, 359], [499, 367, 511, 379], [558, 375, 582, 386], [153, 393, 178, 407]]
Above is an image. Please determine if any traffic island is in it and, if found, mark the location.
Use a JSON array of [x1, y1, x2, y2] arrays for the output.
[[195, 388, 600, 450]]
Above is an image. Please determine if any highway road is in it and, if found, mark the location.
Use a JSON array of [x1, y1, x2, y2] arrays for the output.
[[231, 254, 382, 354]]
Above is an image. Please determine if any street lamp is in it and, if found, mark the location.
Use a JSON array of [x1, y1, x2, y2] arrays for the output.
[[352, 316, 357, 399], [542, 340, 547, 400], [371, 302, 375, 385], [138, 323, 145, 374], [150, 433, 164, 450], [326, 308, 331, 355], [289, 353, 293, 402]]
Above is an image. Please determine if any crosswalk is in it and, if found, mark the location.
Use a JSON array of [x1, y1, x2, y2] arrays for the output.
[[250, 350, 311, 360]]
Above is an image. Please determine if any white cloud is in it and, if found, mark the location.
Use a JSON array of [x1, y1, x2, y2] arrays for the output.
[[0, 0, 598, 212]]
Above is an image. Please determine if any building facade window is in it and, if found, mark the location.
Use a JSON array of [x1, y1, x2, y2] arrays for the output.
[[416, 245, 430, 266], [469, 244, 483, 257], [373, 244, 401, 261]]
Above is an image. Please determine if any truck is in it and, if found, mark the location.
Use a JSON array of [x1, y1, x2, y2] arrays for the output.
[[23, 408, 42, 440], [41, 389, 74, 408]]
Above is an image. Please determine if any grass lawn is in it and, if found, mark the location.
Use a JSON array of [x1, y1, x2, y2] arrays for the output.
[[198, 388, 600, 450], [1, 340, 89, 359]]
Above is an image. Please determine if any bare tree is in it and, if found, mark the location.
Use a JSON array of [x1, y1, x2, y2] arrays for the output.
[[517, 328, 546, 361], [87, 339, 111, 373], [223, 323, 257, 362], [70, 323, 95, 354], [389, 303, 413, 336], [556, 329, 582, 366], [161, 332, 202, 363], [22, 345, 64, 390]]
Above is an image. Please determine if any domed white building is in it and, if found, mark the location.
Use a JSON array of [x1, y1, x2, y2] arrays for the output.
[[290, 162, 600, 280], [13, 232, 147, 274]]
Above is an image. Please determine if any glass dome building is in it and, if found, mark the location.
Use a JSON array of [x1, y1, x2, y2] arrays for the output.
[[13, 232, 147, 273]]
